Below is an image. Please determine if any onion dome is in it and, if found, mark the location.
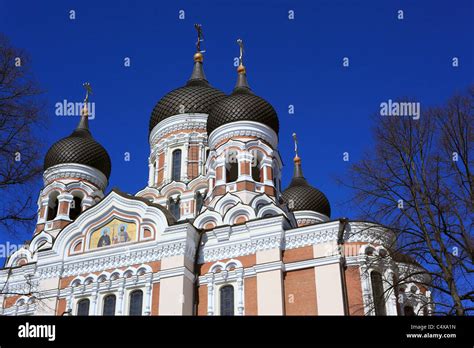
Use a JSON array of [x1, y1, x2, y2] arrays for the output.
[[44, 86, 112, 179], [282, 134, 330, 217], [206, 40, 279, 136], [149, 52, 226, 134]]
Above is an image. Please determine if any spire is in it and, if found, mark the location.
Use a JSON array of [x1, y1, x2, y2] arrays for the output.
[[292, 132, 304, 179], [187, 24, 208, 86], [233, 38, 252, 94], [74, 82, 92, 135]]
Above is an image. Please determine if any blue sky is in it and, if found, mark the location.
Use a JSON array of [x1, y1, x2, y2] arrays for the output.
[[0, 0, 473, 255]]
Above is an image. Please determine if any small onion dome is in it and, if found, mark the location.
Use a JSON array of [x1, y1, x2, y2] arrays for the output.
[[44, 104, 112, 179], [149, 52, 226, 134], [206, 63, 279, 136], [282, 154, 331, 217]]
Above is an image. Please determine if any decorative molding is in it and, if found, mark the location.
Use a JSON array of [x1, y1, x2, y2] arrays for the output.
[[43, 163, 108, 191], [208, 121, 278, 150], [149, 113, 208, 146]]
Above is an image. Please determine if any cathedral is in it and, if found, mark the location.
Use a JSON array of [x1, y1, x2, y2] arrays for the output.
[[0, 28, 432, 316]]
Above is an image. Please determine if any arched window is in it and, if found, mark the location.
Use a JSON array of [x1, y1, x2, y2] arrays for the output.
[[404, 305, 416, 316], [220, 285, 234, 316], [69, 196, 82, 220], [251, 153, 262, 182], [195, 191, 204, 214], [129, 290, 143, 315], [370, 271, 386, 316], [77, 299, 90, 316], [103, 294, 116, 316], [172, 149, 182, 181], [225, 150, 239, 183], [47, 192, 59, 221], [226, 162, 238, 183], [169, 197, 180, 220]]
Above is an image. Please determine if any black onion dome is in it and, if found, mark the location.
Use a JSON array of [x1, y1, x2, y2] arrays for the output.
[[149, 58, 226, 133], [44, 113, 112, 179], [207, 67, 279, 135], [282, 156, 331, 217]]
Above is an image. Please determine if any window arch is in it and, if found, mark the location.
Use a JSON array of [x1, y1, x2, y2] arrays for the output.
[[172, 149, 182, 181], [370, 271, 386, 315], [225, 150, 239, 183], [77, 299, 90, 316], [69, 196, 82, 220], [47, 192, 60, 221], [153, 161, 157, 184], [220, 285, 234, 316], [251, 151, 263, 183], [129, 290, 143, 315], [103, 294, 116, 316], [169, 197, 180, 220], [195, 191, 204, 214]]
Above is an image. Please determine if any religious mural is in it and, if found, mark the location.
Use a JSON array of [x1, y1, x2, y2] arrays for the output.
[[89, 218, 137, 249]]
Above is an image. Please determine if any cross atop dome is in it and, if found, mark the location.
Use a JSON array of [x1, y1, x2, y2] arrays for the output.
[[233, 38, 252, 94], [76, 82, 92, 132], [193, 24, 205, 63]]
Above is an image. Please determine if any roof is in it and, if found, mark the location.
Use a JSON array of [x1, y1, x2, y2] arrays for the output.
[[44, 128, 112, 179], [111, 188, 177, 225], [206, 68, 279, 135], [149, 60, 226, 134], [282, 156, 331, 217]]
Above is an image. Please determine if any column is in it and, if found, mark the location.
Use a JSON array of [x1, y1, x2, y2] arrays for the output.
[[91, 284, 99, 315], [183, 142, 189, 181], [56, 193, 73, 220], [81, 197, 94, 211], [158, 255, 194, 315], [148, 161, 154, 186], [144, 276, 152, 315], [236, 269, 244, 315], [255, 248, 284, 315], [312, 243, 346, 315], [54, 193, 74, 220], [116, 280, 125, 315], [384, 269, 398, 315], [198, 144, 204, 176], [38, 198, 49, 224], [206, 274, 215, 316]]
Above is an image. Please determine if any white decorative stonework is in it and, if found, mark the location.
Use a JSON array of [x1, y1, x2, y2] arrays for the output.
[[201, 259, 245, 316], [43, 163, 108, 191], [208, 121, 278, 150], [149, 113, 208, 146]]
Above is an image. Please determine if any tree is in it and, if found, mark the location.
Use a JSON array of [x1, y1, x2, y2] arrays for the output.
[[0, 33, 46, 239], [342, 87, 473, 315]]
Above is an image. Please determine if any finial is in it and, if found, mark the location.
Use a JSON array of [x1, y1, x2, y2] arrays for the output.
[[237, 38, 245, 73], [76, 82, 92, 132], [194, 24, 205, 62], [188, 25, 208, 84], [232, 38, 252, 93], [292, 132, 303, 178], [83, 82, 92, 103], [292, 132, 300, 163]]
